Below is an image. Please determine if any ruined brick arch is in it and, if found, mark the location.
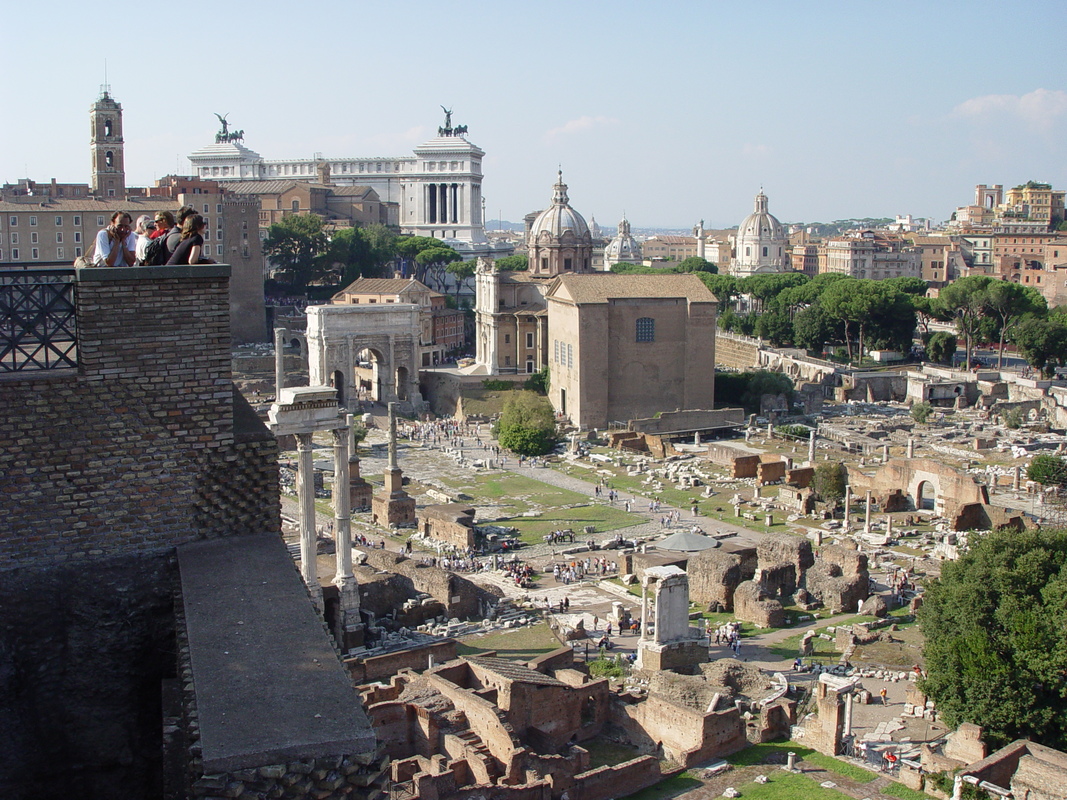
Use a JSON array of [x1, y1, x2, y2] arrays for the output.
[[873, 458, 988, 516]]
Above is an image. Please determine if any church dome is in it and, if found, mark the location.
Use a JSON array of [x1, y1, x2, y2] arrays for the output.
[[733, 190, 788, 275], [604, 216, 642, 265], [737, 190, 785, 242], [529, 171, 589, 240]]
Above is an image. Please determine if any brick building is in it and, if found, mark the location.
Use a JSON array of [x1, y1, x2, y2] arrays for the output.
[[547, 272, 718, 429]]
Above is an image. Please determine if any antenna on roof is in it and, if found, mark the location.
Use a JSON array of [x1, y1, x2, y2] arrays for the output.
[[100, 60, 111, 98]]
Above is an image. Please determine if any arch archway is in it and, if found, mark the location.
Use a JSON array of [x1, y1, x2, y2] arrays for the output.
[[356, 347, 387, 403], [916, 480, 936, 511], [332, 370, 345, 407], [289, 337, 302, 355]]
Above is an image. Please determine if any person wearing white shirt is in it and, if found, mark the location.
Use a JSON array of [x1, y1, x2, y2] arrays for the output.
[[92, 212, 137, 267]]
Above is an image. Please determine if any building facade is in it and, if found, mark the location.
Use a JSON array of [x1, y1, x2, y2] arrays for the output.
[[730, 191, 790, 276], [819, 231, 922, 281], [546, 273, 717, 429], [188, 111, 511, 259]]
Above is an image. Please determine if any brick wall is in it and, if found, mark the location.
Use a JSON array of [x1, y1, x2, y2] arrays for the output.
[[0, 265, 280, 798], [0, 266, 279, 571], [360, 549, 493, 619]]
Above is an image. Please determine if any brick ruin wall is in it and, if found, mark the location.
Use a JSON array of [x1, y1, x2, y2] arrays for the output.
[[715, 333, 761, 371], [360, 548, 497, 619], [0, 267, 280, 799], [611, 693, 748, 767]]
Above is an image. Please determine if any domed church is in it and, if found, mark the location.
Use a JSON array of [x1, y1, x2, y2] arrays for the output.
[[731, 190, 789, 276], [603, 216, 643, 268], [525, 171, 594, 276]]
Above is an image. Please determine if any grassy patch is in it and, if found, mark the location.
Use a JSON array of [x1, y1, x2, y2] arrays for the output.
[[618, 771, 702, 800], [736, 771, 858, 799], [727, 741, 814, 766], [884, 781, 934, 800], [803, 752, 878, 783], [416, 472, 646, 545], [455, 622, 562, 662], [582, 739, 644, 770]]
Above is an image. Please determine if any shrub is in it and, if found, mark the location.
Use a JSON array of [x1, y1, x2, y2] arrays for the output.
[[911, 401, 933, 424], [482, 378, 514, 391]]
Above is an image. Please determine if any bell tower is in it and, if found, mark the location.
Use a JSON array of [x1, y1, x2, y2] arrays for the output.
[[90, 87, 126, 198]]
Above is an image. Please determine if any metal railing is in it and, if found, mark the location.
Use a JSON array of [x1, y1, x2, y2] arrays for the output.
[[0, 268, 78, 371]]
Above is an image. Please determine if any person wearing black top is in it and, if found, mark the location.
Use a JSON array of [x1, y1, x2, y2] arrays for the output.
[[166, 213, 213, 265]]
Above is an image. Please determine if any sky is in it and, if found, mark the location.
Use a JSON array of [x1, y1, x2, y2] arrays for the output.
[[1, 0, 1065, 229]]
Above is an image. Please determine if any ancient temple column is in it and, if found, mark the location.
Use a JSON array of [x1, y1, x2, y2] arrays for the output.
[[346, 412, 357, 454], [388, 402, 398, 470], [296, 432, 323, 609], [886, 515, 893, 538], [882, 444, 890, 463], [1013, 466, 1021, 491], [907, 438, 914, 459], [808, 430, 816, 465], [844, 486, 852, 530], [332, 427, 353, 584], [274, 328, 286, 395], [864, 490, 872, 534], [639, 581, 648, 642]]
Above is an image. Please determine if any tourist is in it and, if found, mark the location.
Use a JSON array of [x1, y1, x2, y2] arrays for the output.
[[879, 687, 888, 706], [166, 214, 214, 265], [93, 211, 137, 267], [133, 215, 154, 264]]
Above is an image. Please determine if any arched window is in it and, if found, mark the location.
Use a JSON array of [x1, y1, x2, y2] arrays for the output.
[[636, 317, 655, 343], [104, 119, 112, 137], [105, 151, 114, 168], [745, 246, 751, 257], [762, 246, 768, 257], [291, 199, 300, 211]]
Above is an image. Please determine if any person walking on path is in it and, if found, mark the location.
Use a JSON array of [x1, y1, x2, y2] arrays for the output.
[[880, 687, 888, 706]]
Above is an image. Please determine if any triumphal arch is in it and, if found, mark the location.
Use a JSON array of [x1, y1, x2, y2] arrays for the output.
[[306, 304, 426, 413]]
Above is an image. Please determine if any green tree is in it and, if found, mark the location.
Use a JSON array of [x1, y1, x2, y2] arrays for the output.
[[415, 245, 463, 291], [324, 224, 396, 286], [755, 308, 793, 346], [524, 366, 549, 394], [918, 528, 1067, 750], [698, 274, 740, 311], [445, 259, 475, 305], [263, 213, 328, 291], [677, 256, 717, 274], [494, 254, 528, 271], [792, 302, 838, 354], [939, 275, 993, 369], [1013, 314, 1067, 377], [1027, 455, 1067, 487], [811, 461, 847, 504], [884, 276, 928, 296], [926, 331, 957, 365], [496, 392, 558, 456], [910, 401, 933, 424], [984, 280, 1046, 368]]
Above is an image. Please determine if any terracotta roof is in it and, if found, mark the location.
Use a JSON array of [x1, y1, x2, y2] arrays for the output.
[[336, 277, 428, 295], [217, 180, 327, 194], [0, 197, 168, 213], [465, 656, 566, 687], [548, 272, 717, 304], [644, 235, 697, 245], [327, 185, 376, 198]]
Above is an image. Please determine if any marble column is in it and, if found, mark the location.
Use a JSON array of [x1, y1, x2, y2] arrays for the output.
[[296, 432, 323, 609], [808, 430, 816, 465], [1013, 466, 1021, 491], [639, 582, 648, 642], [907, 438, 914, 459], [274, 328, 286, 396], [844, 486, 852, 530], [864, 490, 872, 534], [332, 428, 354, 585]]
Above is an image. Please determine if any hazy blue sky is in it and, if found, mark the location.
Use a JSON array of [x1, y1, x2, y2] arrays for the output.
[[2, 0, 1064, 228]]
